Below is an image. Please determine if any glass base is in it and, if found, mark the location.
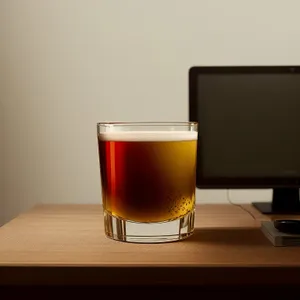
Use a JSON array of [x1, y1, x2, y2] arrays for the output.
[[104, 209, 195, 244]]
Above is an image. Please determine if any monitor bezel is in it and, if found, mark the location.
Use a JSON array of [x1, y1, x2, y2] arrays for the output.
[[189, 65, 300, 189]]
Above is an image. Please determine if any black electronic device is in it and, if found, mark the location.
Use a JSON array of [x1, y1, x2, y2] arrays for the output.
[[189, 66, 300, 214], [274, 220, 300, 234]]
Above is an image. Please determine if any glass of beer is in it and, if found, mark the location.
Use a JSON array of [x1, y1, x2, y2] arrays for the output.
[[97, 122, 198, 243]]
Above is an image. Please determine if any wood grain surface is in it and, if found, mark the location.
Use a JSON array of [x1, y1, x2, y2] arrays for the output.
[[0, 203, 300, 286]]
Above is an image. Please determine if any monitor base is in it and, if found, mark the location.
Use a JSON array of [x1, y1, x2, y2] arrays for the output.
[[252, 188, 300, 214], [252, 202, 300, 214]]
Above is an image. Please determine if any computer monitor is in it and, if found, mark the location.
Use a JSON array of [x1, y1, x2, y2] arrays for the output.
[[189, 65, 300, 214]]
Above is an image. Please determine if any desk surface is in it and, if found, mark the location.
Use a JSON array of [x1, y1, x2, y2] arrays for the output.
[[1, 203, 300, 286]]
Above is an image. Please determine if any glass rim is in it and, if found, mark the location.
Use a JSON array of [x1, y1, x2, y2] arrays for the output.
[[97, 121, 198, 127]]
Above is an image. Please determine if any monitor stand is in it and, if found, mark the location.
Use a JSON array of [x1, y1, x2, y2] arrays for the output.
[[252, 188, 300, 214]]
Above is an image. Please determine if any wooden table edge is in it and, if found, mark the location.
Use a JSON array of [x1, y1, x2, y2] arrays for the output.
[[1, 265, 300, 286]]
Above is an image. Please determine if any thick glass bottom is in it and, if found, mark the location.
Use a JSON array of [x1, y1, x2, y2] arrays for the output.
[[103, 209, 195, 244]]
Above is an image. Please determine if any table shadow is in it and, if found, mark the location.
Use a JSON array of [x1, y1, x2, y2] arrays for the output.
[[185, 227, 269, 246]]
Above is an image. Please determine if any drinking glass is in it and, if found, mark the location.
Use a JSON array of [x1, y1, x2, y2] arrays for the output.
[[97, 122, 198, 243]]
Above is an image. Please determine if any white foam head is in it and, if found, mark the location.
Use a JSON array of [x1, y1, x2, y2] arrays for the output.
[[98, 131, 197, 142]]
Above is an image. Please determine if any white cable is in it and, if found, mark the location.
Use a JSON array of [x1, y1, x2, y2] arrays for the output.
[[226, 189, 256, 220]]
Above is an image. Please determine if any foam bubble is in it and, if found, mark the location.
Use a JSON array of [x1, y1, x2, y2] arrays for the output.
[[98, 131, 197, 142]]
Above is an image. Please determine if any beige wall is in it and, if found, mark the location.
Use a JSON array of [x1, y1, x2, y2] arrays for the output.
[[1, 0, 299, 223], [0, 102, 3, 225], [0, 26, 4, 224]]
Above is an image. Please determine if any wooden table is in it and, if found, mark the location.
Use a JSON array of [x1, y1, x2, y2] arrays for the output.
[[1, 203, 300, 290]]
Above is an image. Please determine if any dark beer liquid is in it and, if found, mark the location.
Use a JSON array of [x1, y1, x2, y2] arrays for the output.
[[98, 131, 197, 223]]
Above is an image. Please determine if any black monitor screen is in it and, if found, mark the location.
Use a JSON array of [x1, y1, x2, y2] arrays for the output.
[[189, 66, 300, 188]]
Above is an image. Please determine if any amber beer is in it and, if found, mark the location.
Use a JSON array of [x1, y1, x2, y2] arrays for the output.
[[98, 131, 197, 223]]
